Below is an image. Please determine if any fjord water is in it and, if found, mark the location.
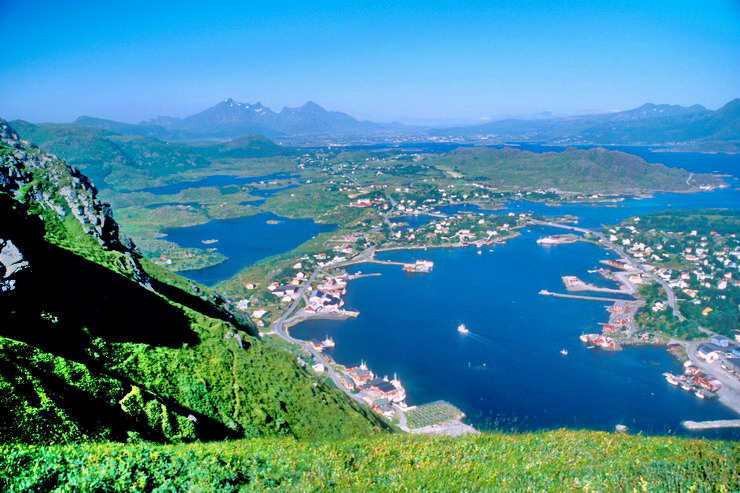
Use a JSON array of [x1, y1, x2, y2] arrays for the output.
[[165, 149, 738, 436], [139, 173, 298, 195], [292, 231, 738, 437], [292, 150, 740, 437], [163, 212, 335, 285]]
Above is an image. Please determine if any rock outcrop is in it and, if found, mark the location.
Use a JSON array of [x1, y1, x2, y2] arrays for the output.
[[0, 239, 29, 291], [0, 120, 131, 252]]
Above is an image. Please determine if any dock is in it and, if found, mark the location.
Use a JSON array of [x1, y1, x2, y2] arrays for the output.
[[539, 290, 633, 303], [682, 419, 740, 430], [348, 273, 382, 280], [562, 275, 631, 294], [365, 259, 407, 266]]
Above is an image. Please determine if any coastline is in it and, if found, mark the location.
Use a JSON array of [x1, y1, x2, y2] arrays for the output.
[[276, 200, 739, 431], [537, 222, 740, 420]]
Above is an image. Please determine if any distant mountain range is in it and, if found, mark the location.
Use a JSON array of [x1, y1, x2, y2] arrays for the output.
[[68, 97, 740, 149], [429, 99, 740, 149], [76, 99, 403, 140]]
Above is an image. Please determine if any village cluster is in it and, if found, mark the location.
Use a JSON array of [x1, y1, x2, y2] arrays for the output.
[[607, 219, 738, 330]]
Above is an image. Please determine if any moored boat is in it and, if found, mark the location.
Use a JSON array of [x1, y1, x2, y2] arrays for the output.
[[663, 372, 679, 386]]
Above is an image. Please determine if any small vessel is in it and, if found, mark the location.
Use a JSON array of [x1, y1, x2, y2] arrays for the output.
[[695, 390, 706, 399], [201, 238, 219, 244], [586, 345, 595, 349], [477, 250, 482, 255], [681, 383, 692, 391], [457, 324, 469, 334], [663, 372, 679, 386], [560, 349, 568, 355]]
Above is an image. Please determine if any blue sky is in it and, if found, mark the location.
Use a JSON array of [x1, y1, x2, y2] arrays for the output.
[[0, 0, 738, 123]]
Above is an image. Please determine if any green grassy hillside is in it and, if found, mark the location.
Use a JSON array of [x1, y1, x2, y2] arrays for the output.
[[0, 120, 388, 444], [2, 431, 737, 491], [426, 146, 723, 192]]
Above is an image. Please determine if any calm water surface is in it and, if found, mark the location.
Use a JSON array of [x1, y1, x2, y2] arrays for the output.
[[293, 150, 739, 437], [164, 212, 335, 285], [166, 150, 738, 436], [139, 173, 298, 195]]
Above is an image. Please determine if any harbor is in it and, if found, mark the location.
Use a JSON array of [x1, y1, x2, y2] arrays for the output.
[[289, 239, 739, 437]]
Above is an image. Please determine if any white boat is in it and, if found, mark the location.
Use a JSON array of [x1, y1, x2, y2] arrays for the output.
[[695, 390, 706, 399], [457, 324, 469, 334], [681, 383, 692, 391], [560, 349, 568, 355], [663, 372, 679, 386]]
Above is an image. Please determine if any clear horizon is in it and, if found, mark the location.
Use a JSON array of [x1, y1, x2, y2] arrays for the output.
[[1, 0, 738, 124]]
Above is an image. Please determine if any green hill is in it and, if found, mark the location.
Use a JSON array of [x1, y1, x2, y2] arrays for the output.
[[9, 120, 209, 189], [0, 119, 387, 444], [10, 121, 292, 190], [426, 146, 724, 193], [2, 431, 737, 491]]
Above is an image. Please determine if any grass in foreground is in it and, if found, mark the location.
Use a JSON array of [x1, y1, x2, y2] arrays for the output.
[[1, 430, 737, 492]]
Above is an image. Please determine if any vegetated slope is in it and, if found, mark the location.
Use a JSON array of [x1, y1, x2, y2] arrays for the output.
[[193, 134, 290, 159], [74, 116, 170, 139], [426, 146, 723, 193], [10, 120, 294, 190], [637, 209, 740, 236], [1, 431, 737, 491], [8, 120, 209, 189], [0, 120, 388, 444]]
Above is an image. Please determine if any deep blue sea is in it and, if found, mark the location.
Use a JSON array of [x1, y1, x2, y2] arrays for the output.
[[162, 148, 739, 436], [292, 233, 737, 438]]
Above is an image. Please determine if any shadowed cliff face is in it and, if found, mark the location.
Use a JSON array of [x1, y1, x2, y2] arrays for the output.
[[0, 195, 201, 355], [0, 118, 255, 334], [0, 120, 389, 445]]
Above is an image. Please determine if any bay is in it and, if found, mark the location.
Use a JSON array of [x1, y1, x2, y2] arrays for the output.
[[163, 212, 335, 286]]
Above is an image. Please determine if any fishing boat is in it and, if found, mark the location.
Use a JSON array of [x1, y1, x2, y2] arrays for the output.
[[457, 324, 469, 334], [663, 372, 679, 386], [560, 349, 568, 355]]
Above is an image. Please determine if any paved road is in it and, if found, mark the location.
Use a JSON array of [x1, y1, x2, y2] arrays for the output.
[[270, 256, 376, 409]]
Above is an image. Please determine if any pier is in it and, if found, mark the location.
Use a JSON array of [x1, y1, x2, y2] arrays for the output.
[[349, 273, 382, 280], [365, 259, 407, 266], [682, 419, 740, 430], [561, 275, 633, 295], [539, 290, 633, 303]]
